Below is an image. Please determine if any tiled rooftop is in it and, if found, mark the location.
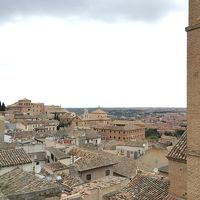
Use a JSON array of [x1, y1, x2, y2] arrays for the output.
[[163, 194, 183, 200], [46, 147, 69, 160], [61, 173, 83, 189], [71, 176, 127, 198], [69, 147, 137, 177], [117, 140, 148, 148], [106, 174, 169, 200], [94, 124, 142, 131], [28, 152, 46, 161], [0, 168, 61, 198], [167, 132, 187, 163], [0, 148, 32, 167], [91, 108, 107, 114], [44, 161, 68, 173], [69, 147, 117, 172], [0, 142, 16, 151], [111, 154, 137, 178]]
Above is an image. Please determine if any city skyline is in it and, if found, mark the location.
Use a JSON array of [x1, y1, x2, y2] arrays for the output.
[[0, 0, 188, 107]]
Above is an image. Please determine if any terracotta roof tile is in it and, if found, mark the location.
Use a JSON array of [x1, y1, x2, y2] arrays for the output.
[[0, 142, 16, 151], [163, 194, 184, 200], [0, 149, 32, 167], [47, 147, 69, 160], [69, 147, 117, 172], [0, 168, 61, 197], [44, 161, 68, 173], [61, 173, 82, 188], [69, 148, 137, 177], [166, 132, 187, 163], [106, 174, 169, 200]]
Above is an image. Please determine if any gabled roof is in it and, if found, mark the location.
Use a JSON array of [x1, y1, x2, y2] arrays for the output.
[[106, 174, 169, 200], [72, 176, 127, 199], [44, 161, 68, 173], [166, 131, 187, 163], [0, 168, 61, 198], [69, 147, 137, 177], [69, 147, 117, 172], [0, 148, 32, 167], [62, 173, 83, 188]]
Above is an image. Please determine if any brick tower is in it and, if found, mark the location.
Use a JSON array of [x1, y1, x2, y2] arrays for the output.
[[186, 0, 200, 199]]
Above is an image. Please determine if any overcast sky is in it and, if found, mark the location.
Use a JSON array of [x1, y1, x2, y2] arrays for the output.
[[0, 0, 188, 108]]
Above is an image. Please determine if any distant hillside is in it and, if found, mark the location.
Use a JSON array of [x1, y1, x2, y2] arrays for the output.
[[66, 107, 186, 119]]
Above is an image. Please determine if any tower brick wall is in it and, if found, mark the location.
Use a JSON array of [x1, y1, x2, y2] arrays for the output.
[[187, 0, 200, 199]]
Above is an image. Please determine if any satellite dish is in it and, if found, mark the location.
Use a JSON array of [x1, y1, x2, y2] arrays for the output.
[[56, 176, 62, 183], [35, 165, 41, 174], [46, 176, 52, 182], [56, 176, 62, 181], [154, 168, 158, 174]]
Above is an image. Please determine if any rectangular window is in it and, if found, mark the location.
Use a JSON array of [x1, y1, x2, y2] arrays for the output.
[[86, 174, 91, 181], [105, 170, 110, 176]]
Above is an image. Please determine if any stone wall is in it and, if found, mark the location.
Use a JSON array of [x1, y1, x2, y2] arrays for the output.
[[6, 188, 61, 200], [187, 0, 200, 199], [80, 165, 113, 182], [168, 160, 187, 198]]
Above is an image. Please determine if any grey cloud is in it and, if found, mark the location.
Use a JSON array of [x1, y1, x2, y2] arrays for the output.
[[0, 0, 185, 23]]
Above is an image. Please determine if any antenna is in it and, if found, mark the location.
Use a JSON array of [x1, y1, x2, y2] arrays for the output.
[[153, 168, 158, 174]]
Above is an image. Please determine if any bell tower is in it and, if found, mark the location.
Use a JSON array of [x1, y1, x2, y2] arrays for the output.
[[186, 0, 200, 199]]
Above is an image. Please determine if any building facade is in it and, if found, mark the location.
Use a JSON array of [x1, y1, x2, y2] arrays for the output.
[[186, 1, 200, 199], [166, 132, 187, 198], [7, 98, 45, 116], [93, 123, 145, 141]]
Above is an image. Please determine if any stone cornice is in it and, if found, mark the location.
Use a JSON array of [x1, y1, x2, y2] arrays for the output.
[[186, 23, 200, 32]]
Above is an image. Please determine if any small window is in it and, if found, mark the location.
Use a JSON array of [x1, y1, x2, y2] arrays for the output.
[[36, 161, 39, 165], [86, 174, 91, 181], [105, 170, 110, 176], [51, 153, 54, 161]]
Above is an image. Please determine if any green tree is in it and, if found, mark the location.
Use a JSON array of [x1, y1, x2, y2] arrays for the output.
[[175, 129, 185, 138], [145, 128, 160, 140], [0, 101, 6, 111], [1, 102, 6, 111]]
